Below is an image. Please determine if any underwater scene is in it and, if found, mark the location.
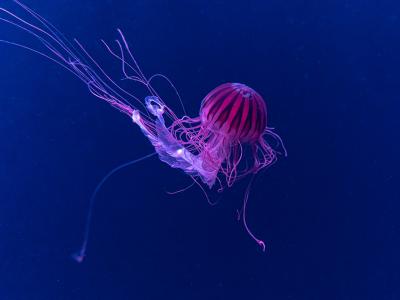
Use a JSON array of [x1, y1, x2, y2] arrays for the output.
[[0, 0, 399, 299]]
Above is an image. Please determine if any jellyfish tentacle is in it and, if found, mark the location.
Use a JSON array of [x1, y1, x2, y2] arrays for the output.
[[132, 96, 219, 188], [165, 181, 195, 195], [241, 174, 266, 252], [72, 152, 156, 263]]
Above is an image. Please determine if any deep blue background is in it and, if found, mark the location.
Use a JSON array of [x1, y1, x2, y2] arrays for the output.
[[0, 0, 399, 299]]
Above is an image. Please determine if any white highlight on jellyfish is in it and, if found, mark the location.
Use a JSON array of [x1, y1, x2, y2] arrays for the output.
[[176, 148, 184, 157], [132, 110, 141, 123]]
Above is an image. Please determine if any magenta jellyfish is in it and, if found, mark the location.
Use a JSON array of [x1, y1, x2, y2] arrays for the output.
[[134, 82, 282, 190], [0, 1, 286, 261]]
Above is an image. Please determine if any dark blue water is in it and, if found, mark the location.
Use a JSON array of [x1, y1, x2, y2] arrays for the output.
[[0, 0, 399, 299]]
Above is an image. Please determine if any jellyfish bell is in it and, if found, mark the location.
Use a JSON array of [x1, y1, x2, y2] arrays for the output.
[[198, 83, 272, 186], [200, 83, 267, 144]]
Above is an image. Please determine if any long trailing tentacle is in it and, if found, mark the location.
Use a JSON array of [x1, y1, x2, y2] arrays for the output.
[[72, 152, 157, 263], [239, 174, 266, 252]]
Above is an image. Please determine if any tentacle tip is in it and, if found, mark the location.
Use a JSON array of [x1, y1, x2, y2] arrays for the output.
[[71, 251, 85, 263], [236, 210, 241, 221], [258, 240, 266, 252]]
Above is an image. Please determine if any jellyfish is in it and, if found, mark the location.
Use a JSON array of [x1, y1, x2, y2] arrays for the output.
[[0, 1, 286, 260]]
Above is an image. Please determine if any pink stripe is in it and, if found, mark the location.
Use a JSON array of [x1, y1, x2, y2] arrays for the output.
[[236, 97, 250, 139], [223, 95, 243, 136], [209, 89, 237, 124]]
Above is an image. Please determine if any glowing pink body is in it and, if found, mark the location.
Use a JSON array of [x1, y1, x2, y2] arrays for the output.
[[132, 82, 282, 191]]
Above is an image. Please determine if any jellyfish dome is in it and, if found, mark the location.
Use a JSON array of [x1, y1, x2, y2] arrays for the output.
[[200, 83, 267, 143], [198, 83, 274, 186]]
